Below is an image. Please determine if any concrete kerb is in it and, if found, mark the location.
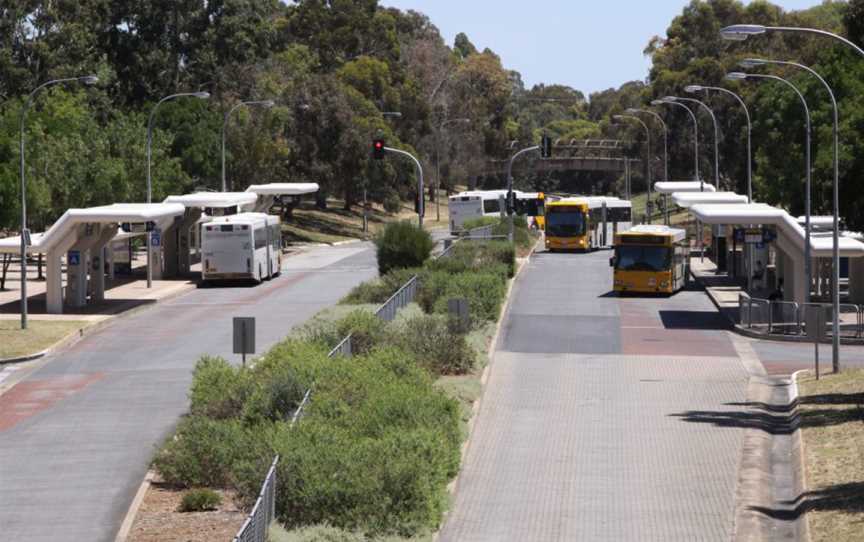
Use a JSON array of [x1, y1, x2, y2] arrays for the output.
[[114, 470, 155, 542], [435, 235, 541, 541], [729, 370, 810, 542]]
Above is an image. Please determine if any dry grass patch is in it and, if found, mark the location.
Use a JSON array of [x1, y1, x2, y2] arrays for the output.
[[0, 319, 85, 359], [798, 369, 864, 542], [127, 481, 246, 542]]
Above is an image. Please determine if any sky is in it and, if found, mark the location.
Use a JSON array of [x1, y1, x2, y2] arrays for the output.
[[379, 0, 826, 96]]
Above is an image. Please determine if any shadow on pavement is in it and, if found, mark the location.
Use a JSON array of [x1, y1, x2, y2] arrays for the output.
[[748, 481, 864, 520], [670, 406, 863, 434], [0, 294, 156, 316], [728, 391, 864, 413], [659, 310, 731, 330]]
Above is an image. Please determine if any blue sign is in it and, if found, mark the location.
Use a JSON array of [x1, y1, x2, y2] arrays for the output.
[[762, 228, 777, 243], [151, 229, 161, 247], [67, 250, 81, 266], [733, 228, 745, 243]]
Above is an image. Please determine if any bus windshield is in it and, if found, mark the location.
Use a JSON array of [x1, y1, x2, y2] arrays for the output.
[[519, 198, 544, 217], [546, 208, 585, 237], [615, 245, 671, 272]]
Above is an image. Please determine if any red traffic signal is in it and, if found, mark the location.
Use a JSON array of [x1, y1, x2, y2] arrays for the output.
[[373, 139, 386, 159]]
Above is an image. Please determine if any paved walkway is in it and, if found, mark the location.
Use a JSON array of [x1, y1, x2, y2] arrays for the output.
[[440, 250, 752, 541], [0, 243, 376, 542]]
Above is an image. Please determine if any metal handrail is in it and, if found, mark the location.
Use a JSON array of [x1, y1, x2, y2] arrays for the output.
[[232, 455, 279, 542]]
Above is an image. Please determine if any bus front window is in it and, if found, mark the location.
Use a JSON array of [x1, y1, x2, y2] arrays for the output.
[[546, 209, 586, 237], [614, 245, 671, 272]]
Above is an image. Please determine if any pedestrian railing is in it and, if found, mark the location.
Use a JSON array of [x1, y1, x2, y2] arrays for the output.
[[328, 334, 353, 358], [739, 293, 864, 339], [375, 275, 418, 322], [466, 224, 494, 240], [232, 455, 278, 542]]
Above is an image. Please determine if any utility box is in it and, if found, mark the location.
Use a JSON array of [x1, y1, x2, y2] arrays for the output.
[[448, 298, 470, 334]]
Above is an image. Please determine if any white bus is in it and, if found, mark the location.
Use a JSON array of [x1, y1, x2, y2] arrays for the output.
[[585, 197, 633, 248], [202, 213, 282, 283], [449, 190, 508, 233]]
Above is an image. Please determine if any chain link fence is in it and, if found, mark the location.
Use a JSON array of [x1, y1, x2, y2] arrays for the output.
[[232, 455, 278, 542]]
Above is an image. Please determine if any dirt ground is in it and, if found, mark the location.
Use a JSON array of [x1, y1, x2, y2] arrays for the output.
[[127, 481, 247, 542]]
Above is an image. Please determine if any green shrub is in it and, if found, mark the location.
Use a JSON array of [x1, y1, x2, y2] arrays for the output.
[[153, 416, 265, 488], [241, 363, 308, 424], [431, 271, 506, 324], [335, 309, 386, 356], [415, 270, 451, 313], [374, 221, 434, 275], [383, 193, 402, 214], [340, 268, 420, 305], [189, 356, 252, 420], [273, 349, 461, 535], [461, 216, 499, 231], [179, 488, 222, 512], [389, 313, 475, 375]]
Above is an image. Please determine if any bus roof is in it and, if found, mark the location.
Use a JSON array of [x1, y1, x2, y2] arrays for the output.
[[206, 212, 280, 227], [619, 224, 686, 243]]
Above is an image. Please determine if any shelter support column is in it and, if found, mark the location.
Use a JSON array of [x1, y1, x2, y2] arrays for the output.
[[848, 257, 864, 304], [89, 224, 119, 303]]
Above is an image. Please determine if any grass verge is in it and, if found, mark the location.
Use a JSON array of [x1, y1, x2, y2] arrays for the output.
[[0, 320, 85, 359], [797, 369, 864, 542]]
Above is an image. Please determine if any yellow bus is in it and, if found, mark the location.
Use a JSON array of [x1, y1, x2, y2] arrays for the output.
[[611, 225, 689, 294], [517, 192, 554, 230], [544, 198, 592, 251]]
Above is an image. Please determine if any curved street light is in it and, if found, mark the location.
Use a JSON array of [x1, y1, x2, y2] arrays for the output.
[[614, 114, 653, 223], [626, 108, 668, 182], [722, 24, 861, 370], [728, 70, 813, 303], [222, 99, 275, 192], [684, 85, 753, 202], [652, 98, 701, 188], [666, 96, 720, 191], [19, 75, 99, 329], [145, 91, 210, 288]]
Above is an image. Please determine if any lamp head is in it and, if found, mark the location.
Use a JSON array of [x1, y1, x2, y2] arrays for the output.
[[725, 72, 749, 81], [662, 96, 679, 102], [684, 85, 703, 93], [625, 108, 639, 114], [720, 24, 766, 41], [80, 75, 99, 86], [262, 100, 276, 108], [650, 99, 666, 106], [740, 58, 765, 69], [194, 91, 211, 99]]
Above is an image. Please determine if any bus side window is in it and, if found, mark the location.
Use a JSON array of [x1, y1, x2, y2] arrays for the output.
[[254, 228, 267, 249]]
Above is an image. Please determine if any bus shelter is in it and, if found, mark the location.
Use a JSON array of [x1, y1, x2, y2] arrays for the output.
[[0, 203, 185, 313], [688, 203, 864, 303]]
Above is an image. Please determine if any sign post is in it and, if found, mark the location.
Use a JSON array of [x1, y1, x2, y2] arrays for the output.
[[805, 305, 827, 380], [233, 316, 256, 367]]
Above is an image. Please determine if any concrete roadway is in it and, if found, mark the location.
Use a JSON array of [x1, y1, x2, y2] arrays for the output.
[[0, 242, 376, 542], [441, 249, 761, 541]]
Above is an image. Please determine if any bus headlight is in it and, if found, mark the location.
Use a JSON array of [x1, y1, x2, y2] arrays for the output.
[[660, 280, 670, 289]]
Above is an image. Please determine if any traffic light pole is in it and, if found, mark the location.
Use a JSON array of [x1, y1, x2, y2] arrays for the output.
[[383, 147, 424, 228], [506, 145, 540, 242]]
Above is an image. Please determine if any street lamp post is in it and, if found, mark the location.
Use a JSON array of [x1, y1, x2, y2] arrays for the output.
[[434, 118, 470, 222], [652, 98, 701, 188], [684, 85, 753, 201], [506, 145, 541, 242], [727, 71, 813, 304], [614, 115, 653, 223], [626, 108, 668, 182], [19, 75, 98, 330], [146, 91, 210, 288], [666, 96, 720, 191], [721, 24, 858, 371], [222, 99, 274, 192], [382, 146, 424, 228]]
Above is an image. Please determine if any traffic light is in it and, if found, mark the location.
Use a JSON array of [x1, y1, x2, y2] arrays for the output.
[[540, 135, 552, 158], [373, 139, 385, 159]]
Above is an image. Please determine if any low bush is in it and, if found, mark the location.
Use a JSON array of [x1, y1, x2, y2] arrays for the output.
[[179, 488, 222, 512], [389, 313, 475, 375], [431, 271, 506, 324], [461, 216, 499, 231], [153, 416, 266, 488], [383, 193, 402, 214], [341, 267, 420, 305], [189, 356, 253, 420], [374, 221, 434, 275]]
